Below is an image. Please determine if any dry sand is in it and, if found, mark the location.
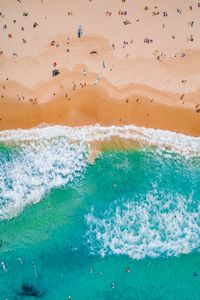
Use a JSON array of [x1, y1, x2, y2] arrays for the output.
[[0, 0, 200, 135]]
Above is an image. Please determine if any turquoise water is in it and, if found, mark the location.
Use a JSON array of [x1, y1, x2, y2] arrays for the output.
[[0, 127, 200, 299]]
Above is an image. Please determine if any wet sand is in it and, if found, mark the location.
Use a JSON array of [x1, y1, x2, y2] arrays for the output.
[[1, 85, 200, 136]]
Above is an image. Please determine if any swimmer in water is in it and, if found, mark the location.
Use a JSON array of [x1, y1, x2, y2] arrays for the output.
[[18, 257, 23, 264], [32, 261, 38, 277], [1, 261, 7, 272], [111, 282, 115, 289]]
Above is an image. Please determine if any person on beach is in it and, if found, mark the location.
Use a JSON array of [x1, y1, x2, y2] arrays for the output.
[[77, 26, 82, 38], [33, 22, 38, 28]]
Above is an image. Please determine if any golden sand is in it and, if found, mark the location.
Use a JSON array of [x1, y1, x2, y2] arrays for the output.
[[1, 85, 200, 136], [1, 0, 200, 135]]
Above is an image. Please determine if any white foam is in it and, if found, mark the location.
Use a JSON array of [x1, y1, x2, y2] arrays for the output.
[[0, 124, 200, 157], [85, 191, 200, 259], [0, 124, 200, 220], [0, 137, 88, 220]]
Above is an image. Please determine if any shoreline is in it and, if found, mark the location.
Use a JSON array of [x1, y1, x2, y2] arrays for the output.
[[1, 123, 200, 157], [1, 85, 200, 136]]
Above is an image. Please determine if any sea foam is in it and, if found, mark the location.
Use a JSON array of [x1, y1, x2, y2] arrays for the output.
[[0, 136, 88, 220], [86, 190, 200, 259], [0, 124, 200, 156], [0, 124, 200, 220]]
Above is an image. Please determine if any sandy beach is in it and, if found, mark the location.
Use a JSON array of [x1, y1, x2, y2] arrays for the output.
[[2, 2, 200, 298], [1, 0, 200, 135]]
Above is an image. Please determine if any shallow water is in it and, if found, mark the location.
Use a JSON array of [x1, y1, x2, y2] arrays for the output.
[[0, 126, 200, 299]]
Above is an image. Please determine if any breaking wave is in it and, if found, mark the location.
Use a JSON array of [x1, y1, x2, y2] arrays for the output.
[[0, 124, 200, 220], [0, 137, 88, 220], [1, 124, 200, 156], [85, 190, 200, 259]]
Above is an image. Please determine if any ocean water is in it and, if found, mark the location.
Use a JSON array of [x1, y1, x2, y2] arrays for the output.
[[0, 125, 200, 300]]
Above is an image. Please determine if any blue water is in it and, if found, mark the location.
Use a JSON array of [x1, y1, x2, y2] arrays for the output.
[[0, 130, 200, 299]]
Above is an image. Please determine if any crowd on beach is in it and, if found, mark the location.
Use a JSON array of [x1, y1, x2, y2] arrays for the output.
[[0, 0, 200, 118], [1, 0, 200, 56]]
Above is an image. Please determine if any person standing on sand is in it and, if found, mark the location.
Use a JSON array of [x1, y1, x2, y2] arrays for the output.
[[77, 26, 82, 38]]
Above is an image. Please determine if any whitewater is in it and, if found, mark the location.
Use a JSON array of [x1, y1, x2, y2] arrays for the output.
[[1, 124, 200, 298], [0, 124, 200, 221]]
